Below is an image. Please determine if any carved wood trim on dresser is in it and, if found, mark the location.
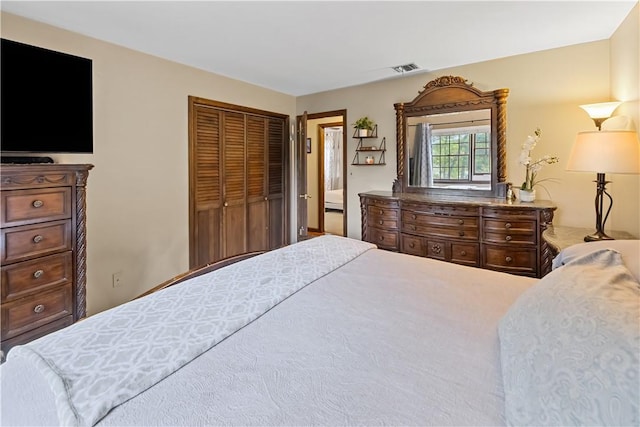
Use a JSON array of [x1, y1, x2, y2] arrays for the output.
[[359, 191, 556, 278], [1, 164, 93, 355]]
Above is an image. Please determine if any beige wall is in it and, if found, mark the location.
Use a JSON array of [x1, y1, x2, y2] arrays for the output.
[[610, 3, 640, 237], [1, 12, 296, 315], [298, 24, 639, 238]]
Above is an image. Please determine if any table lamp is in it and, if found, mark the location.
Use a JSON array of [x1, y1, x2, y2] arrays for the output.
[[566, 130, 640, 241]]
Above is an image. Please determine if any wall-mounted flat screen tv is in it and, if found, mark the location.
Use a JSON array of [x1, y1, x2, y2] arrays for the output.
[[1, 38, 93, 156]]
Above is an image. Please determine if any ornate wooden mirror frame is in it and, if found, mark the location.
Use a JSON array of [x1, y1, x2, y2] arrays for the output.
[[393, 76, 509, 197]]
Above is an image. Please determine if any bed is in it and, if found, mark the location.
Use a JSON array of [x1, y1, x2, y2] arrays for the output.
[[1, 235, 638, 426], [324, 188, 343, 212]]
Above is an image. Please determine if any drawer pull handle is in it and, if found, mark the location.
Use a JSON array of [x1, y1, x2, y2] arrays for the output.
[[460, 250, 467, 256], [505, 223, 512, 229], [409, 242, 415, 248], [458, 231, 465, 237], [33, 270, 44, 279], [431, 244, 442, 254], [505, 256, 513, 263], [505, 235, 512, 242], [411, 225, 416, 231], [379, 209, 383, 215], [34, 304, 45, 314], [458, 219, 464, 225], [224, 202, 228, 207], [378, 220, 383, 225], [32, 200, 44, 208], [33, 235, 44, 244], [412, 214, 417, 220], [378, 236, 384, 241]]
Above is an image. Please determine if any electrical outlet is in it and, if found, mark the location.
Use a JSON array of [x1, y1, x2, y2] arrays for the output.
[[112, 271, 123, 288]]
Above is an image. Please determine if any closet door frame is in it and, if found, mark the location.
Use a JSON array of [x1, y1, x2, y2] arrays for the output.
[[188, 96, 290, 268]]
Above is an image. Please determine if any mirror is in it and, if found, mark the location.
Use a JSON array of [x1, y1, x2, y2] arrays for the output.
[[407, 109, 492, 190], [393, 76, 509, 197]]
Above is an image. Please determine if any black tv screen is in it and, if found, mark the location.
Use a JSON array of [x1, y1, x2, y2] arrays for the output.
[[1, 39, 93, 154]]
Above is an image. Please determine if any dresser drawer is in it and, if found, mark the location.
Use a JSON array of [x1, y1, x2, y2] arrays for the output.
[[1, 220, 72, 263], [368, 205, 399, 220], [483, 207, 537, 219], [403, 202, 479, 216], [368, 216, 399, 229], [425, 239, 447, 261], [368, 206, 399, 231], [403, 222, 478, 240], [483, 218, 536, 245], [450, 243, 479, 266], [368, 227, 398, 250], [484, 231, 536, 245], [483, 218, 536, 233], [401, 234, 424, 256], [2, 252, 73, 302], [1, 187, 72, 227], [483, 245, 537, 276], [367, 198, 399, 209], [1, 284, 73, 340], [403, 210, 479, 228]]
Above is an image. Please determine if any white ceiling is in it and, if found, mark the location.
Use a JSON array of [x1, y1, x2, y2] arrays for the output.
[[2, 1, 636, 96]]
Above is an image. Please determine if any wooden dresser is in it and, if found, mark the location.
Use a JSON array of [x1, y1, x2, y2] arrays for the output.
[[360, 191, 556, 278], [1, 164, 92, 355]]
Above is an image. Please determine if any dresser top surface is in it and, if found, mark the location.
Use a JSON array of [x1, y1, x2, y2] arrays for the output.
[[359, 190, 557, 210], [1, 163, 94, 174]]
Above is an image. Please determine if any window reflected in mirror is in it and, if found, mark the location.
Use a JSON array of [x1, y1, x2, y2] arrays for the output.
[[407, 109, 491, 190]]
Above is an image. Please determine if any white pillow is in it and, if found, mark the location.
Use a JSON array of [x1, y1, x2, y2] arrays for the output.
[[553, 240, 640, 282], [499, 248, 639, 426]]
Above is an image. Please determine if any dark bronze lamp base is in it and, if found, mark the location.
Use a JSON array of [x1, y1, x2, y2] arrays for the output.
[[584, 230, 615, 242], [584, 172, 616, 243]]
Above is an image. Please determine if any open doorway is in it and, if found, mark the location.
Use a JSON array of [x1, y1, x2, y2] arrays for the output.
[[305, 112, 347, 236], [319, 123, 344, 235]]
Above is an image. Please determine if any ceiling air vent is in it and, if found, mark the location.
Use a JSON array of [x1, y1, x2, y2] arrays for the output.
[[391, 63, 420, 73]]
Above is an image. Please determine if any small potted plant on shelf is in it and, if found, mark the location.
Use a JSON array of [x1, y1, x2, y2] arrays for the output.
[[353, 116, 375, 137]]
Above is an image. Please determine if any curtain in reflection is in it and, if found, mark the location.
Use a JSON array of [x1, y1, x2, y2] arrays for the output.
[[324, 129, 343, 190], [410, 123, 433, 186]]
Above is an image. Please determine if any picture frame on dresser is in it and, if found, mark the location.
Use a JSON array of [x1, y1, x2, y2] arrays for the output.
[[1, 163, 93, 357]]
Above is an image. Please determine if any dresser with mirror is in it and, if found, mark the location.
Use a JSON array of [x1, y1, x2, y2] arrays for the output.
[[360, 76, 556, 278]]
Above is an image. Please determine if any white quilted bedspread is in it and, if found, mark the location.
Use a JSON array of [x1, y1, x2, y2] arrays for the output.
[[8, 235, 375, 427]]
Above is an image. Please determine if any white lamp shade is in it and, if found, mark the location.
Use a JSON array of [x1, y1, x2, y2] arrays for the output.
[[566, 130, 640, 174], [579, 102, 622, 119]]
